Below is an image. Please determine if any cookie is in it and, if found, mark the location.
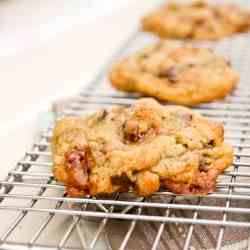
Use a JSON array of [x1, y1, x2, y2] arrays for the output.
[[142, 0, 250, 40], [52, 98, 233, 197], [109, 41, 239, 106]]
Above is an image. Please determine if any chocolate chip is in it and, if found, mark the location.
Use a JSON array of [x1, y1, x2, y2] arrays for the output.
[[89, 109, 108, 126], [111, 173, 133, 186], [102, 109, 108, 117], [207, 139, 216, 147], [194, 18, 206, 25], [158, 67, 178, 83], [97, 110, 108, 121], [187, 63, 196, 68], [225, 60, 231, 66], [199, 157, 212, 172], [141, 53, 149, 59]]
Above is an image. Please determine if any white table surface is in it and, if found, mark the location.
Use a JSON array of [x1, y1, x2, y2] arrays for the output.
[[0, 1, 157, 177]]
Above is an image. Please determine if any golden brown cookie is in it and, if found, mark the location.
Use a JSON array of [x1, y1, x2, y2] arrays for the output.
[[142, 0, 250, 40], [52, 98, 233, 197], [109, 41, 239, 106]]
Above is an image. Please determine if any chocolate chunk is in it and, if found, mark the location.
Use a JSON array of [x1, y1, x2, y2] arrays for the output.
[[111, 173, 133, 186], [158, 67, 178, 83]]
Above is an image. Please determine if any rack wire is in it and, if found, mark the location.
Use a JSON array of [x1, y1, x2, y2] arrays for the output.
[[1, 6, 250, 250]]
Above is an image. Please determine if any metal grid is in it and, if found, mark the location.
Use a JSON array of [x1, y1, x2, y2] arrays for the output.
[[1, 7, 250, 250]]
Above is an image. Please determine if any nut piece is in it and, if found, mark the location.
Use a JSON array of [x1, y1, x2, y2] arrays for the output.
[[158, 67, 178, 83], [65, 147, 91, 192], [123, 119, 149, 142]]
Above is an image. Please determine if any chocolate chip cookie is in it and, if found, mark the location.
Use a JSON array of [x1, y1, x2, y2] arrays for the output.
[[142, 1, 250, 40], [52, 98, 233, 197], [109, 41, 239, 106]]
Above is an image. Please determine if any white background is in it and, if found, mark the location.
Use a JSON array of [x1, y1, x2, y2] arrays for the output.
[[0, 0, 157, 176]]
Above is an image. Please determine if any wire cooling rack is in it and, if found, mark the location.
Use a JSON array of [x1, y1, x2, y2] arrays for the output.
[[1, 6, 250, 250]]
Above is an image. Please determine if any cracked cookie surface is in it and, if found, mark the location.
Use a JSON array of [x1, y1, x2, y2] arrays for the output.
[[52, 98, 233, 197], [142, 0, 250, 40], [109, 41, 239, 106]]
